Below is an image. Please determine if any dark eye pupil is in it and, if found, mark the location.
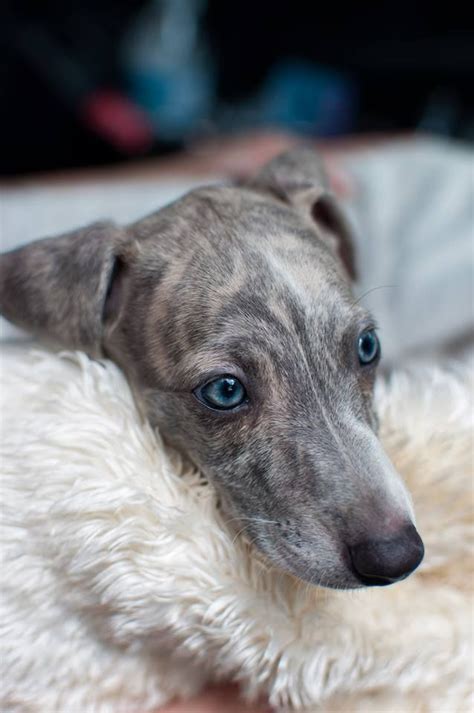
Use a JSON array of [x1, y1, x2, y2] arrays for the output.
[[197, 375, 247, 410], [358, 330, 380, 365], [221, 378, 237, 397]]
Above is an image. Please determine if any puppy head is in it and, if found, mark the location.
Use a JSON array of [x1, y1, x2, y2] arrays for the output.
[[0, 149, 423, 589]]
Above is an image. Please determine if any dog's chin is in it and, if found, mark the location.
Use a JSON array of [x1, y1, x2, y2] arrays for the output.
[[245, 532, 365, 591], [274, 554, 366, 591]]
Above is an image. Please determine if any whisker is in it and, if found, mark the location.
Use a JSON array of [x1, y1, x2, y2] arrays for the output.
[[351, 284, 396, 308], [231, 524, 249, 545], [224, 515, 280, 527], [229, 517, 281, 546]]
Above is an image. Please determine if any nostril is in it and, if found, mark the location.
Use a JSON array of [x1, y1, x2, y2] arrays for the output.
[[350, 524, 424, 586]]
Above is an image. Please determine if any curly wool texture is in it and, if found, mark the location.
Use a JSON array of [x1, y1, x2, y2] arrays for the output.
[[0, 346, 472, 712]]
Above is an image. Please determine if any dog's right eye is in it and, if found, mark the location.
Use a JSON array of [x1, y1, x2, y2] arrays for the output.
[[357, 329, 381, 365], [194, 376, 247, 411]]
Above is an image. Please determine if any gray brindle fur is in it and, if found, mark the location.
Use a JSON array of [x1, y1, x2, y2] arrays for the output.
[[0, 149, 424, 589]]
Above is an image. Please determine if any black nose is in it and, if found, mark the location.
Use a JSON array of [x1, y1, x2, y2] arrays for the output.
[[350, 524, 424, 586]]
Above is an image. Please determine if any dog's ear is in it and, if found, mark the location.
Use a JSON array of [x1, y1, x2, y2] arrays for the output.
[[252, 147, 356, 280], [0, 221, 129, 356]]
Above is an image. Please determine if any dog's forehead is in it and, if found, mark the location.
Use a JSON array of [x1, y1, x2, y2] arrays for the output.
[[166, 273, 368, 400], [175, 184, 297, 231], [136, 185, 343, 292], [135, 184, 317, 255], [131, 185, 368, 383]]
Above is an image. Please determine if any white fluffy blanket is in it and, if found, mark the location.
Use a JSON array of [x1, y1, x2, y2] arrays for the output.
[[0, 345, 472, 712]]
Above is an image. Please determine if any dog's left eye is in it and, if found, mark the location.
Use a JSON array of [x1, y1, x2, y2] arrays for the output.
[[195, 375, 247, 411], [358, 329, 380, 365]]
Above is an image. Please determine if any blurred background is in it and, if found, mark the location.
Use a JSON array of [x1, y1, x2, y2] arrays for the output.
[[1, 0, 473, 176]]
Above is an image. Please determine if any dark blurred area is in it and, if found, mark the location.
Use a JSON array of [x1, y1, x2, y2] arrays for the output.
[[1, 0, 473, 176]]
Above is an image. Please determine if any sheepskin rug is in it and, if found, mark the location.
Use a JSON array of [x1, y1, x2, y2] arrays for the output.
[[0, 345, 472, 713]]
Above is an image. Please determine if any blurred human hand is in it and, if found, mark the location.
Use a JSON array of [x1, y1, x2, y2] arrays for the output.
[[154, 684, 272, 713], [188, 130, 354, 197]]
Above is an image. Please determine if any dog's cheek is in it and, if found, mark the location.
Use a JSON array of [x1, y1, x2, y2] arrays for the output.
[[353, 369, 378, 431], [370, 406, 380, 433], [143, 394, 241, 467]]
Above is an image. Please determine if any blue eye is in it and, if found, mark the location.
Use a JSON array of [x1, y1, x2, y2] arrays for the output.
[[195, 375, 247, 411], [358, 329, 380, 365]]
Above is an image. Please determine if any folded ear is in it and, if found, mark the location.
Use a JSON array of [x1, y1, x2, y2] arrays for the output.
[[252, 147, 357, 280], [0, 221, 128, 356]]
